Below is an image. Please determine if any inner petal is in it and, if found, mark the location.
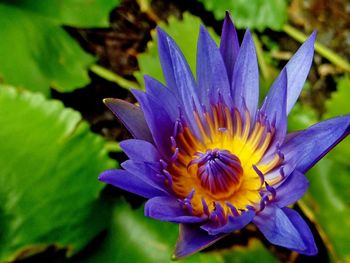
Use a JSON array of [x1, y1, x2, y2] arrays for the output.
[[189, 149, 243, 197]]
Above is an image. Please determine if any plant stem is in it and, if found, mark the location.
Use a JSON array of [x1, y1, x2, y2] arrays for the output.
[[252, 33, 270, 80], [90, 64, 139, 90], [283, 24, 350, 72]]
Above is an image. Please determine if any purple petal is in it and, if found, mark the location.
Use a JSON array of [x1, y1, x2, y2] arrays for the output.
[[173, 224, 227, 259], [219, 11, 240, 84], [121, 160, 168, 194], [253, 205, 317, 255], [284, 32, 316, 114], [103, 98, 153, 143], [145, 196, 205, 223], [132, 89, 173, 159], [232, 30, 259, 120], [99, 169, 165, 198], [282, 115, 350, 173], [274, 170, 309, 207], [120, 139, 160, 162], [157, 28, 203, 133], [261, 68, 288, 145], [201, 210, 255, 235], [197, 25, 231, 107], [144, 75, 180, 122], [281, 207, 318, 255]]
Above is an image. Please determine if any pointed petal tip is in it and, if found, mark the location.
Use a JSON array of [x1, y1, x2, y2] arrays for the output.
[[156, 26, 171, 47], [199, 24, 206, 31], [102, 97, 116, 106], [303, 243, 318, 256], [156, 26, 164, 35], [284, 30, 317, 114], [223, 11, 237, 29], [98, 170, 114, 182], [304, 31, 317, 49], [156, 26, 169, 40], [240, 29, 255, 50], [244, 28, 252, 38], [309, 31, 317, 41], [173, 224, 227, 260], [198, 23, 218, 46], [103, 98, 133, 110], [97, 174, 104, 182]]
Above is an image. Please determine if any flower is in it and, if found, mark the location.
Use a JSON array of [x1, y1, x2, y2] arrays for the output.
[[99, 13, 350, 259]]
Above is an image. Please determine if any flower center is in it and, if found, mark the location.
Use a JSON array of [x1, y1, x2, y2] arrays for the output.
[[189, 149, 243, 197], [165, 103, 283, 217]]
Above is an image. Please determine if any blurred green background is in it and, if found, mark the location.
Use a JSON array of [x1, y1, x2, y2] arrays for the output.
[[0, 0, 349, 262]]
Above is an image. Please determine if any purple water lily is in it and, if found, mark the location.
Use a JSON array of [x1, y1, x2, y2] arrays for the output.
[[99, 13, 350, 259]]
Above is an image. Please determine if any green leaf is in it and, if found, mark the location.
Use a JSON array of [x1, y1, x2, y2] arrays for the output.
[[287, 102, 318, 131], [135, 13, 220, 89], [72, 199, 223, 263], [324, 75, 350, 119], [0, 1, 119, 96], [1, 0, 120, 27], [71, 199, 278, 263], [323, 75, 350, 165], [0, 85, 115, 262], [221, 239, 279, 263], [197, 0, 287, 31], [301, 158, 350, 263]]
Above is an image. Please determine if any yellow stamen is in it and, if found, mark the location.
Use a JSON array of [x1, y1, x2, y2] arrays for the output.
[[168, 105, 282, 218]]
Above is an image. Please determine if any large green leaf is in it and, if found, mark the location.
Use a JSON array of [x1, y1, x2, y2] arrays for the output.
[[71, 199, 278, 263], [1, 0, 119, 27], [301, 158, 350, 262], [135, 13, 220, 89], [0, 1, 119, 96], [221, 239, 279, 263], [0, 85, 114, 262], [197, 0, 287, 31], [323, 75, 350, 165]]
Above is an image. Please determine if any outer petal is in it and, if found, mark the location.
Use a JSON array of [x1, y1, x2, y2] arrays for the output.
[[274, 170, 309, 207], [157, 27, 203, 134], [99, 170, 166, 198], [282, 207, 318, 255], [232, 30, 259, 121], [144, 75, 180, 122], [132, 89, 173, 159], [121, 160, 168, 194], [219, 12, 240, 84], [253, 205, 317, 255], [103, 98, 153, 142], [145, 196, 205, 223], [197, 25, 231, 107], [201, 210, 255, 235], [120, 139, 160, 162], [282, 115, 350, 173], [260, 68, 288, 145], [283, 32, 316, 114], [173, 224, 227, 260]]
